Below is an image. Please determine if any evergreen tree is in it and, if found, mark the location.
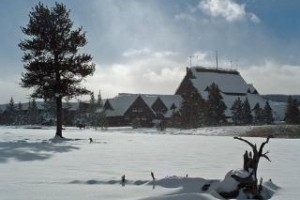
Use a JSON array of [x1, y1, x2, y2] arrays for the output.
[[6, 97, 16, 125], [28, 99, 40, 124], [179, 89, 206, 128], [75, 101, 89, 126], [89, 92, 96, 112], [206, 83, 227, 125], [96, 90, 106, 128], [42, 99, 56, 125], [253, 103, 263, 124], [19, 2, 95, 137], [285, 96, 300, 124], [241, 98, 253, 124], [96, 90, 104, 108], [89, 92, 98, 127], [62, 100, 74, 126], [231, 97, 243, 125], [16, 102, 24, 125], [262, 100, 274, 124]]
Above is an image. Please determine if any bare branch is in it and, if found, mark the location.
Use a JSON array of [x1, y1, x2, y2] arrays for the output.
[[261, 151, 271, 162], [233, 136, 256, 149], [258, 136, 271, 155]]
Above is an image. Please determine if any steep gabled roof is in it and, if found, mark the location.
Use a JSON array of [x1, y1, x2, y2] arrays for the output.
[[104, 93, 182, 118], [159, 95, 182, 110], [151, 97, 168, 113], [190, 67, 249, 94], [105, 94, 138, 117]]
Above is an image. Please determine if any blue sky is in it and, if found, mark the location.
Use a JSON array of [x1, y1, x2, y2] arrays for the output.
[[1, 0, 300, 103]]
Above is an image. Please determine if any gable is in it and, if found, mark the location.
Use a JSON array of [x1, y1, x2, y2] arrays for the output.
[[105, 94, 138, 117], [124, 96, 156, 118], [152, 97, 168, 114], [104, 100, 113, 110]]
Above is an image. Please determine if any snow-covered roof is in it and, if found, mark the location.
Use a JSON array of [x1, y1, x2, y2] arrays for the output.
[[184, 67, 279, 118], [159, 95, 182, 110], [105, 93, 182, 118], [105, 94, 138, 117], [190, 67, 249, 94]]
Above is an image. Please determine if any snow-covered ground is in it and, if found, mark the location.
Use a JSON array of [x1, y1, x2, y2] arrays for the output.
[[0, 126, 299, 200]]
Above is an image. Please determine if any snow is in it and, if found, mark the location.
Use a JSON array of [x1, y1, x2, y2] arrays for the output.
[[105, 94, 181, 118], [186, 67, 285, 121], [190, 67, 250, 94], [0, 126, 299, 199]]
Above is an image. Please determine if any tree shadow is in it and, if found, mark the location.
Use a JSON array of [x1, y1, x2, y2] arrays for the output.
[[0, 140, 80, 163]]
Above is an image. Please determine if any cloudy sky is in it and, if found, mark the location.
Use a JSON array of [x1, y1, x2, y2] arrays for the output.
[[0, 0, 300, 103]]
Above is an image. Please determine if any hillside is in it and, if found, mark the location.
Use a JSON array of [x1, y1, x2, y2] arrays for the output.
[[262, 94, 300, 103]]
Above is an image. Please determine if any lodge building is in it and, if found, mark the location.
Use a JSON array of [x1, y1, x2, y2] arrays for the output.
[[104, 66, 284, 127], [104, 94, 182, 127]]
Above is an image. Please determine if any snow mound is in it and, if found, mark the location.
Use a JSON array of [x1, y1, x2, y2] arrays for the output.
[[68, 174, 280, 200], [216, 169, 251, 193], [215, 169, 279, 199]]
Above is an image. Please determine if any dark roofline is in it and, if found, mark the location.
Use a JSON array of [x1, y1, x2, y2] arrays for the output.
[[191, 66, 240, 75]]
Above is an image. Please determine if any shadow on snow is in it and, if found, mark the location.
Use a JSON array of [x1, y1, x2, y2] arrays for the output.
[[0, 139, 80, 163], [69, 176, 279, 200]]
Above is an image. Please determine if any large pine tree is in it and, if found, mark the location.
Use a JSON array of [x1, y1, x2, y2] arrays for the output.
[[231, 97, 243, 125], [19, 3, 95, 137], [179, 88, 206, 128], [241, 98, 253, 124], [206, 83, 227, 125]]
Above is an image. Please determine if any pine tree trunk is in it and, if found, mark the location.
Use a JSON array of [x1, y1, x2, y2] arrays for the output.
[[56, 96, 63, 138]]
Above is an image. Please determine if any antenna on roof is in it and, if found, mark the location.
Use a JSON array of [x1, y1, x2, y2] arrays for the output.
[[216, 51, 219, 70], [235, 59, 239, 70]]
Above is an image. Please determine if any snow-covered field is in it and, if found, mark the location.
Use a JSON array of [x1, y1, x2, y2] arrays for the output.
[[0, 126, 299, 200]]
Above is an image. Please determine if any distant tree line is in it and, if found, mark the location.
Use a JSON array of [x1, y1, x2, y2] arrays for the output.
[[285, 96, 300, 124], [0, 91, 106, 128], [170, 83, 274, 129], [231, 97, 274, 125]]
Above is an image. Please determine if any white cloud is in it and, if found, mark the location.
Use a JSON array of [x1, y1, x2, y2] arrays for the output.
[[0, 77, 32, 104], [249, 13, 261, 23], [85, 57, 300, 101], [85, 56, 186, 100], [198, 0, 260, 23], [123, 48, 178, 59], [240, 60, 300, 95], [153, 51, 178, 58]]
